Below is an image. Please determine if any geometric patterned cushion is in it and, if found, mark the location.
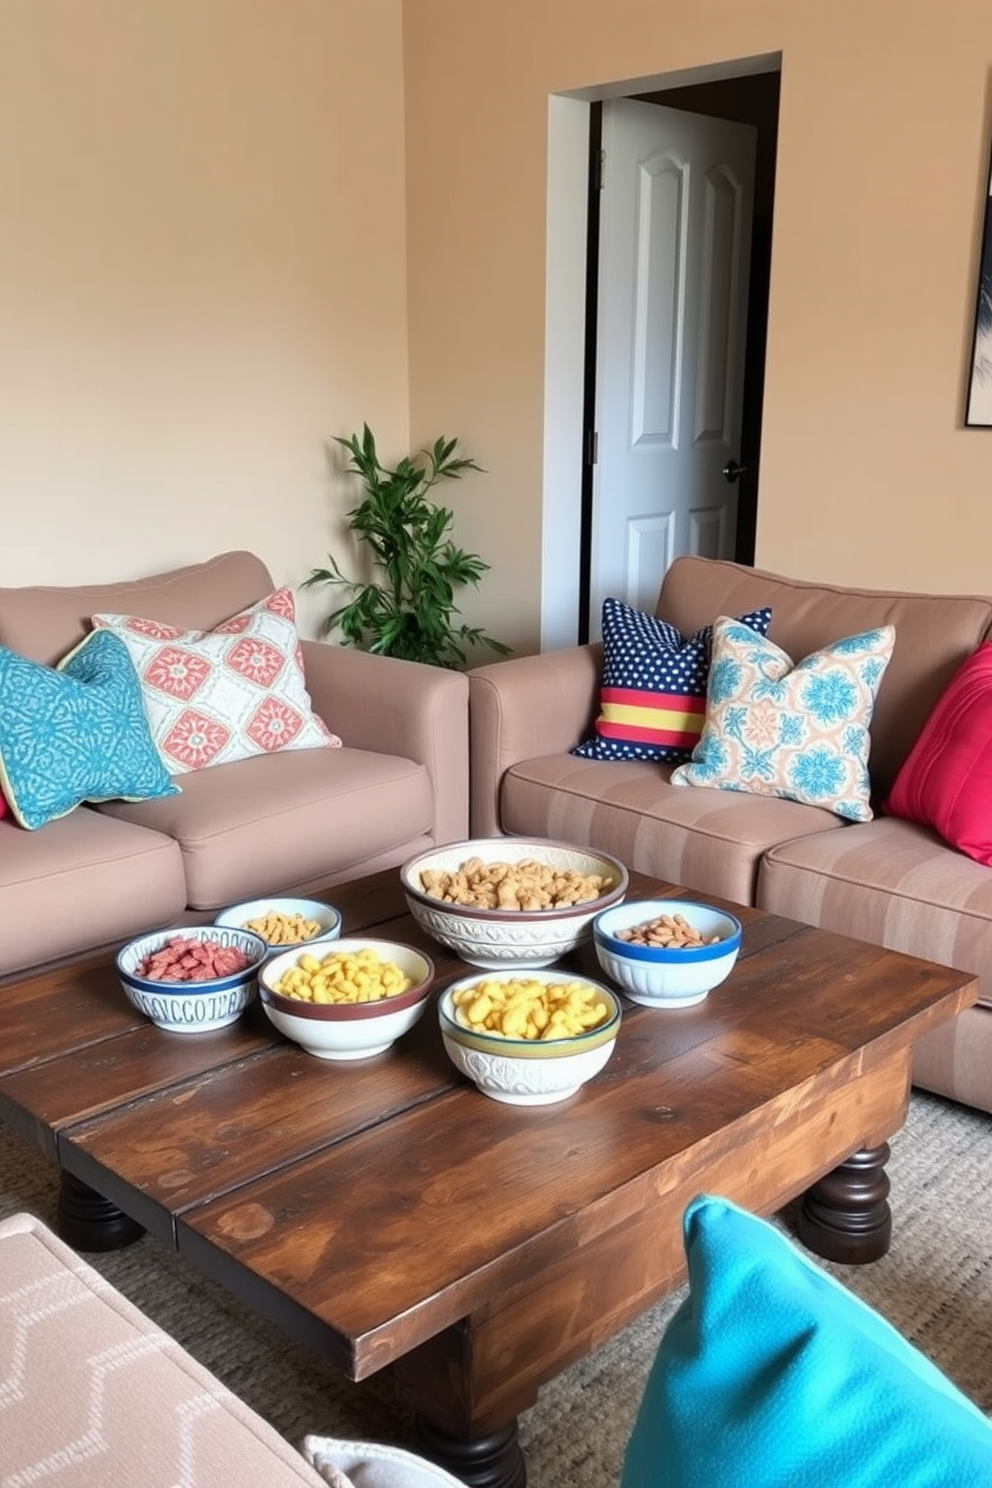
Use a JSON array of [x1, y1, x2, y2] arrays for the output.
[[622, 1195, 992, 1488], [0, 628, 180, 830], [670, 616, 895, 821], [572, 598, 774, 763], [884, 641, 992, 865], [92, 589, 342, 775]]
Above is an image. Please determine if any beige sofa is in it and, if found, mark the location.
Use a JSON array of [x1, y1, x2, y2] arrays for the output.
[[0, 551, 468, 982], [469, 555, 992, 1118]]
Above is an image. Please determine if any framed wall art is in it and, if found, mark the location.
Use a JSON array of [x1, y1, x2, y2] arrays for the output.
[[965, 131, 992, 426]]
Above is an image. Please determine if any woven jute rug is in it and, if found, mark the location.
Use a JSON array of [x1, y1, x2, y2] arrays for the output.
[[2, 1089, 990, 1487]]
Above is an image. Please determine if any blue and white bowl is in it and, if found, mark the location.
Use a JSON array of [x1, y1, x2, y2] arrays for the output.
[[214, 896, 342, 963], [116, 924, 269, 1033], [593, 899, 742, 1008]]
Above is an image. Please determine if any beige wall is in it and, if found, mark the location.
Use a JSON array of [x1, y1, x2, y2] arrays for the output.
[[403, 0, 992, 654], [0, 0, 409, 638]]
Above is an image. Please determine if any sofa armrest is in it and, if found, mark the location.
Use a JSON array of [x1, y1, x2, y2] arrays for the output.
[[301, 640, 469, 844], [468, 644, 603, 836]]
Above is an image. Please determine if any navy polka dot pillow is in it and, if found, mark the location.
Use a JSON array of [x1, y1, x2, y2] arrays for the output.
[[573, 597, 773, 764]]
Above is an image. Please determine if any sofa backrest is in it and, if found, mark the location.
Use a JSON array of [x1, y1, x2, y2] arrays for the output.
[[0, 550, 275, 666], [657, 555, 992, 798]]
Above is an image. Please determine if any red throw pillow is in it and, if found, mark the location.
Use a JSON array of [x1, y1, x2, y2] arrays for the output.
[[0, 791, 7, 820], [884, 642, 992, 865]]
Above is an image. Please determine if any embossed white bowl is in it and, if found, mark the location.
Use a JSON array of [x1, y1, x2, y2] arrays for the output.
[[400, 838, 628, 970], [438, 971, 621, 1106]]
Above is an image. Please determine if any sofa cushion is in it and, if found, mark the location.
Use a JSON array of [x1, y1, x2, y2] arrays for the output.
[[0, 629, 180, 830], [0, 549, 276, 666], [0, 807, 186, 981], [756, 815, 992, 1011], [572, 598, 772, 763], [655, 557, 992, 799], [621, 1195, 992, 1488], [884, 641, 992, 866], [98, 747, 435, 909], [0, 1211, 328, 1488], [671, 618, 895, 822], [93, 589, 341, 774], [499, 752, 844, 906]]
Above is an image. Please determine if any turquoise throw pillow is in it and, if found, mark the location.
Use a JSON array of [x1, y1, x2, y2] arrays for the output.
[[0, 630, 179, 830], [622, 1195, 992, 1488]]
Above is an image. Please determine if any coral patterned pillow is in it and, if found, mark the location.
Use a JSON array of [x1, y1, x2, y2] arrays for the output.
[[92, 590, 341, 775], [884, 642, 992, 864], [670, 616, 895, 821]]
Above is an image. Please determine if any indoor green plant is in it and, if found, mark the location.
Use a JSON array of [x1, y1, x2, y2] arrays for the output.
[[304, 424, 511, 669]]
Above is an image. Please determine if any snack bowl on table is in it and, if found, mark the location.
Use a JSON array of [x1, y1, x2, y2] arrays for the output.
[[116, 925, 269, 1033], [593, 899, 742, 1009], [257, 937, 435, 1060], [214, 896, 342, 963], [438, 969, 622, 1106], [399, 837, 628, 971]]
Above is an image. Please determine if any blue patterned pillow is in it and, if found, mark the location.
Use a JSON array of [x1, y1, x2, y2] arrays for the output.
[[622, 1195, 992, 1488], [573, 598, 773, 762], [670, 617, 895, 820], [0, 629, 180, 830]]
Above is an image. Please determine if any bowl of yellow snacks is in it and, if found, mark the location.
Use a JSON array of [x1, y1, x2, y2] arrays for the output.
[[257, 937, 435, 1060], [438, 970, 622, 1105], [400, 837, 628, 970], [215, 897, 342, 962], [593, 899, 742, 1008]]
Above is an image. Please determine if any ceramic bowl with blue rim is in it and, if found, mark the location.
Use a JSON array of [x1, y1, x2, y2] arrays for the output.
[[593, 899, 742, 1008], [214, 896, 342, 963], [116, 924, 268, 1033]]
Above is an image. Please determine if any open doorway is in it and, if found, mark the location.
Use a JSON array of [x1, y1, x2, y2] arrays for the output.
[[579, 70, 780, 641]]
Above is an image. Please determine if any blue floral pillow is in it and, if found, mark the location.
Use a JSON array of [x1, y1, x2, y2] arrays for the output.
[[573, 599, 773, 763], [670, 617, 895, 820], [622, 1195, 992, 1488], [0, 629, 180, 830]]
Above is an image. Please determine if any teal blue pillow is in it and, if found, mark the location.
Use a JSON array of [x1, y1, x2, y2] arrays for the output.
[[622, 1195, 992, 1488], [0, 629, 179, 830]]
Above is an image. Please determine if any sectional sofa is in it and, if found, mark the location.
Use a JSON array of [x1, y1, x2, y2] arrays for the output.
[[469, 555, 992, 1119], [0, 550, 468, 982]]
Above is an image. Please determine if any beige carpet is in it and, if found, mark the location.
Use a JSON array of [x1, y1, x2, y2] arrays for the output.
[[1, 1090, 990, 1486]]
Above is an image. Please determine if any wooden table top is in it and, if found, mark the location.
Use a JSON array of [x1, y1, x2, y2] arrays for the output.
[[0, 867, 978, 1389]]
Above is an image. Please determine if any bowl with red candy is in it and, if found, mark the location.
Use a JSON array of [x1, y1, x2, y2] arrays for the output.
[[116, 924, 269, 1033]]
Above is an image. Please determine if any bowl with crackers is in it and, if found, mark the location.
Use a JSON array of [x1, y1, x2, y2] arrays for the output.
[[399, 837, 628, 970], [592, 899, 742, 1008]]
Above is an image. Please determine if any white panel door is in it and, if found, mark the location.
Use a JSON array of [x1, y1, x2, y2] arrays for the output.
[[588, 98, 756, 638]]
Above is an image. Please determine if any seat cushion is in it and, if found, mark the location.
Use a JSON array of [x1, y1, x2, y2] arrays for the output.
[[98, 747, 435, 909], [0, 809, 186, 979], [499, 753, 845, 905], [0, 1211, 327, 1488]]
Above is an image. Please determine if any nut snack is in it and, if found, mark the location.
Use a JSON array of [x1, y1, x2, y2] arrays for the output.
[[420, 856, 615, 912]]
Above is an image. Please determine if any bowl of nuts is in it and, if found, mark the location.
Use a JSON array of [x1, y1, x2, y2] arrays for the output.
[[592, 899, 742, 1008], [257, 937, 435, 1059], [116, 925, 269, 1033], [214, 897, 342, 962], [438, 970, 622, 1105], [400, 837, 628, 970]]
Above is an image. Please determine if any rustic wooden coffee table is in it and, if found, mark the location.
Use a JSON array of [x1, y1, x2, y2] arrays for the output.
[[0, 868, 977, 1488]]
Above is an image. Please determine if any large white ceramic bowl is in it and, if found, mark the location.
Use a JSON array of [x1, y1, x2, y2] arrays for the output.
[[438, 970, 622, 1106], [116, 925, 269, 1033], [257, 937, 435, 1060], [214, 896, 342, 963], [593, 899, 742, 1008], [400, 837, 628, 970]]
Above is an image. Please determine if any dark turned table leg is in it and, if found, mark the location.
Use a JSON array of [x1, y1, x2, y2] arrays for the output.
[[56, 1170, 145, 1252], [798, 1142, 892, 1263], [412, 1416, 526, 1488]]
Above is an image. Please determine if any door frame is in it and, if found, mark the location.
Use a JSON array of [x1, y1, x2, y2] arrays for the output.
[[541, 52, 781, 652]]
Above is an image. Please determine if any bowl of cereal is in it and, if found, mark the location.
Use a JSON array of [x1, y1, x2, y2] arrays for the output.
[[400, 837, 628, 970], [593, 899, 742, 1008], [257, 937, 435, 1059], [214, 897, 342, 962], [438, 970, 622, 1105], [116, 925, 269, 1033]]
